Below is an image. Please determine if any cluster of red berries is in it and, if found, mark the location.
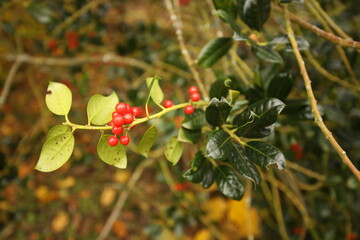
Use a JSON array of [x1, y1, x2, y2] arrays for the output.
[[162, 86, 200, 115], [107, 103, 141, 147]]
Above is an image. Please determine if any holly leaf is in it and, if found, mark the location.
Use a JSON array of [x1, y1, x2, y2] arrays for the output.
[[205, 97, 232, 126], [233, 98, 285, 138], [45, 81, 72, 116], [252, 45, 283, 64], [87, 92, 119, 125], [182, 109, 206, 130], [206, 130, 232, 160], [267, 72, 293, 101], [245, 141, 286, 170], [215, 166, 244, 200], [146, 75, 164, 106], [178, 127, 201, 144], [237, 0, 271, 31], [35, 132, 74, 172], [198, 37, 233, 68], [97, 134, 127, 169], [164, 136, 184, 165], [46, 125, 71, 140], [137, 126, 158, 158]]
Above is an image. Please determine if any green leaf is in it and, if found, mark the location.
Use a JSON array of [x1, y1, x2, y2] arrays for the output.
[[46, 125, 71, 140], [183, 152, 207, 183], [182, 109, 206, 130], [87, 92, 119, 125], [45, 81, 72, 116], [232, 31, 251, 42], [233, 98, 285, 138], [205, 97, 232, 126], [35, 132, 74, 172], [229, 143, 261, 185], [178, 127, 201, 144], [237, 0, 271, 31], [267, 72, 293, 101], [146, 75, 164, 105], [218, 9, 241, 33], [213, 0, 237, 19], [97, 134, 127, 169], [245, 141, 286, 170], [282, 99, 314, 120], [215, 166, 244, 200], [252, 45, 283, 64], [260, 63, 282, 90], [229, 90, 241, 105], [270, 35, 310, 52], [205, 130, 232, 160], [209, 79, 231, 99], [137, 126, 158, 157], [198, 37, 233, 68], [27, 2, 54, 24], [201, 166, 215, 188], [164, 136, 184, 165]]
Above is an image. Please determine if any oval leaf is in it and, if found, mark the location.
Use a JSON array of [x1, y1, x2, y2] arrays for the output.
[[198, 37, 233, 68], [205, 97, 232, 126], [252, 45, 283, 64], [178, 128, 201, 144], [205, 130, 232, 160], [215, 166, 244, 200], [137, 126, 158, 157], [237, 0, 271, 31], [35, 132, 74, 172], [146, 75, 164, 105], [164, 136, 184, 165], [87, 92, 119, 125], [46, 125, 71, 140], [245, 141, 286, 170], [45, 81, 72, 115], [97, 134, 127, 169]]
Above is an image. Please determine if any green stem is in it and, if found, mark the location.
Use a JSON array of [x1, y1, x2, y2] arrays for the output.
[[63, 101, 208, 131]]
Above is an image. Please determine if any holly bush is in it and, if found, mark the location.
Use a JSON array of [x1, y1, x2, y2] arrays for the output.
[[1, 0, 360, 239]]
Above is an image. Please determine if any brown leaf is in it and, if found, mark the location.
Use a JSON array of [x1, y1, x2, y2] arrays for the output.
[[112, 220, 128, 238]]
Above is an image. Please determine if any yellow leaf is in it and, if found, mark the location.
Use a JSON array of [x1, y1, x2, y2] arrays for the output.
[[203, 197, 227, 222], [56, 176, 75, 189], [100, 187, 117, 207], [227, 199, 261, 238], [51, 211, 69, 233], [194, 229, 212, 240], [113, 170, 131, 184], [35, 185, 58, 203]]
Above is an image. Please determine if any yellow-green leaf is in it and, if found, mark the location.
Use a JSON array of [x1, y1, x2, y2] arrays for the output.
[[45, 81, 72, 116]]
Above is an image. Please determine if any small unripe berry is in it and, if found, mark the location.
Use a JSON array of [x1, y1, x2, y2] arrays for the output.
[[123, 113, 134, 124], [107, 136, 118, 146], [188, 86, 198, 95], [120, 135, 130, 145], [163, 100, 174, 108], [115, 102, 128, 114], [190, 92, 201, 101], [184, 105, 194, 114], [113, 115, 124, 126], [112, 126, 124, 135], [131, 107, 141, 117]]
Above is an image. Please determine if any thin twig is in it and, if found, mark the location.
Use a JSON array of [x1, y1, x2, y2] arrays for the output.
[[164, 0, 209, 100], [0, 57, 22, 110], [273, 5, 360, 49], [97, 159, 155, 240], [284, 6, 360, 182]]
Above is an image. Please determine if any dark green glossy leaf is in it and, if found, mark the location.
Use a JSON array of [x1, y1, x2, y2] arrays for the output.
[[233, 98, 285, 138], [209, 79, 232, 99], [267, 72, 293, 101], [198, 38, 233, 68], [270, 35, 310, 52], [252, 45, 283, 64], [215, 166, 244, 200], [229, 143, 261, 185], [182, 109, 206, 130], [178, 127, 201, 144], [205, 97, 232, 126], [183, 152, 207, 183], [282, 99, 315, 120], [245, 141, 286, 170], [205, 130, 232, 160], [237, 0, 271, 31], [261, 63, 282, 90], [201, 166, 215, 189], [213, 0, 237, 19]]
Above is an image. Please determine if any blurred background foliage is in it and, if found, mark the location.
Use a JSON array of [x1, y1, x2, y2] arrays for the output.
[[0, 0, 359, 239]]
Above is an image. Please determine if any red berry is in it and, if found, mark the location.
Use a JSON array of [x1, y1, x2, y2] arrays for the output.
[[184, 105, 194, 114], [107, 136, 118, 146], [120, 135, 130, 145], [163, 100, 174, 108], [131, 107, 141, 117], [123, 113, 134, 124], [108, 120, 114, 126], [113, 115, 124, 126], [112, 126, 123, 135], [190, 92, 201, 101], [115, 102, 127, 114], [124, 103, 132, 113], [188, 86, 198, 95], [112, 111, 119, 118]]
